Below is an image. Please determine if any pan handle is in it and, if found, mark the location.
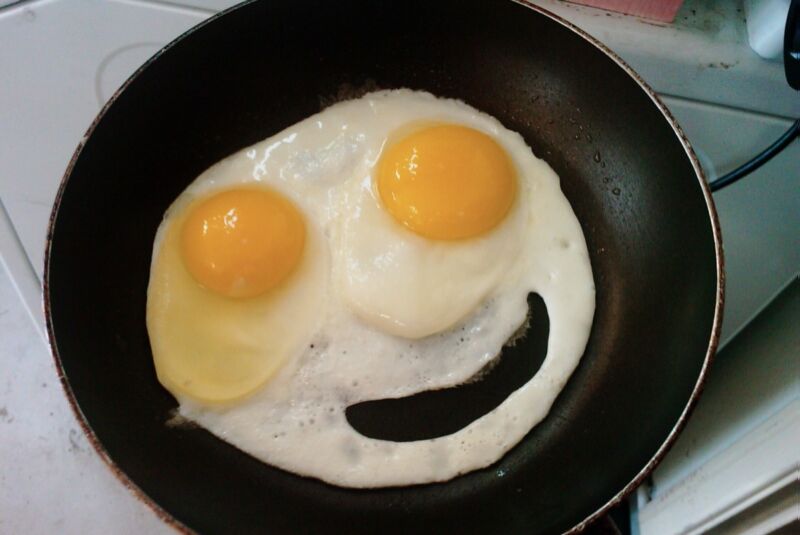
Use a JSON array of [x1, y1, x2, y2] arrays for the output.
[[707, 120, 799, 192], [708, 1, 799, 192]]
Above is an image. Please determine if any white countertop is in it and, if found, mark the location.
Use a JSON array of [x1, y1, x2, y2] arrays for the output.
[[1, 0, 797, 533]]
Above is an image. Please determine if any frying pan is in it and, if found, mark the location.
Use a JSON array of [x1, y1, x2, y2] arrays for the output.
[[44, 0, 723, 533]]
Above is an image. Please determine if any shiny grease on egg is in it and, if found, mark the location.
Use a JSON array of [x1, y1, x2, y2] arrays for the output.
[[148, 89, 595, 488]]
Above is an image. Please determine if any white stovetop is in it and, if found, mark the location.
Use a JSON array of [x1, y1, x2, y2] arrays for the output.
[[0, 0, 797, 533]]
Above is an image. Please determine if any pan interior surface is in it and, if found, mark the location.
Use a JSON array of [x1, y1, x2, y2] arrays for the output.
[[45, 0, 719, 533]]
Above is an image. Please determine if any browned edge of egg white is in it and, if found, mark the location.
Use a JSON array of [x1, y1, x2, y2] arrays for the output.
[[42, 1, 725, 534]]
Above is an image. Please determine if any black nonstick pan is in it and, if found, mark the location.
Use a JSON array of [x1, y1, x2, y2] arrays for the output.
[[44, 0, 723, 533]]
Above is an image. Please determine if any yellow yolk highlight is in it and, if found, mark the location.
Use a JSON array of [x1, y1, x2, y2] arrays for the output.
[[180, 188, 305, 298], [377, 124, 516, 240]]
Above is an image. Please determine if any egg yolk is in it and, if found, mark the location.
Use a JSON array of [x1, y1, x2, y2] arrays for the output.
[[377, 124, 516, 240], [180, 188, 305, 298]]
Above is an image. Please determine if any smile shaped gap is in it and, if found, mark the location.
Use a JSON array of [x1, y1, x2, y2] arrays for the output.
[[345, 293, 549, 442]]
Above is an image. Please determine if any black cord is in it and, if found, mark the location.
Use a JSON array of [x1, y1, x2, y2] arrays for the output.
[[709, 119, 800, 192]]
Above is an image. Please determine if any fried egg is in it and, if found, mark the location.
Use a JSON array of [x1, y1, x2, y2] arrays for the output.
[[146, 89, 595, 488], [147, 186, 328, 404]]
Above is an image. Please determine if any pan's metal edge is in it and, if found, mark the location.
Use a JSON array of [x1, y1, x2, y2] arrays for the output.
[[513, 1, 725, 533], [41, 1, 262, 534], [42, 1, 724, 533]]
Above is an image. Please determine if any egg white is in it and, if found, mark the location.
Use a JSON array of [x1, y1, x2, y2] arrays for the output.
[[150, 89, 595, 487]]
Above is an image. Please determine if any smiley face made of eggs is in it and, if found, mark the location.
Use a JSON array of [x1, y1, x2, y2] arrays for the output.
[[146, 90, 595, 488]]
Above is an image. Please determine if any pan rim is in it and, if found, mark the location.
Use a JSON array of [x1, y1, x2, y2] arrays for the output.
[[42, 1, 725, 533], [41, 2, 257, 532], [513, 1, 725, 532]]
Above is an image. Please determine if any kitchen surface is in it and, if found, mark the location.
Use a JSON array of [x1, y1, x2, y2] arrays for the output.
[[1, 0, 797, 533]]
